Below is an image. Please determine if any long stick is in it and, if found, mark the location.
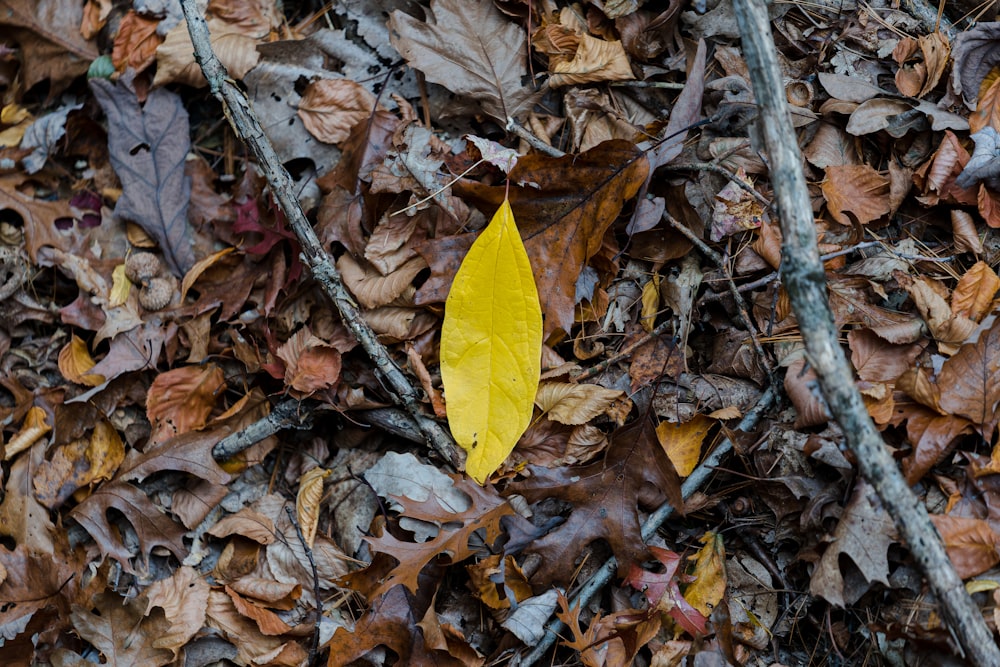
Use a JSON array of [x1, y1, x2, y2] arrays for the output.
[[179, 2, 461, 470], [731, 0, 1000, 663]]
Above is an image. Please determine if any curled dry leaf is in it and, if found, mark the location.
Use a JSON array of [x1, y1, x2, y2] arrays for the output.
[[336, 252, 427, 308], [951, 209, 983, 256], [58, 334, 105, 387], [155, 15, 264, 87], [951, 261, 1000, 323], [970, 72, 1000, 134], [34, 418, 125, 509], [111, 10, 162, 75], [298, 79, 378, 145], [535, 382, 625, 425], [549, 34, 635, 88], [147, 364, 226, 445], [929, 515, 1000, 579], [296, 467, 330, 548], [4, 405, 51, 461]]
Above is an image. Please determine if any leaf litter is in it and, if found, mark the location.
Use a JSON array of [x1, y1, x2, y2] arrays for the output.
[[3, 0, 1000, 665]]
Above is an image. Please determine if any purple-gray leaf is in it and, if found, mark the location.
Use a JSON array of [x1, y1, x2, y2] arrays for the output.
[[90, 76, 195, 276]]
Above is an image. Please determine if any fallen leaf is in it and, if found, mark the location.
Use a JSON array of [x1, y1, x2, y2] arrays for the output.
[[388, 0, 539, 123], [111, 10, 162, 74], [655, 415, 713, 477], [296, 467, 330, 548], [535, 382, 625, 425], [936, 315, 1000, 439], [275, 327, 342, 395], [144, 566, 210, 657], [508, 418, 683, 584], [147, 364, 226, 446], [684, 532, 726, 617], [549, 34, 635, 88], [440, 199, 542, 483], [298, 79, 378, 145], [155, 14, 264, 88], [70, 592, 174, 666], [822, 164, 890, 226], [810, 481, 895, 607], [89, 75, 195, 276], [625, 545, 707, 636], [930, 515, 1000, 579]]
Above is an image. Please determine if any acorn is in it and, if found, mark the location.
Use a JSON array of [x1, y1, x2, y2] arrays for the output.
[[125, 252, 163, 284], [139, 276, 175, 310]]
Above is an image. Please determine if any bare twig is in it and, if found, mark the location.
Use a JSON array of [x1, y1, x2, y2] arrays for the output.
[[285, 506, 322, 665], [180, 1, 461, 470], [667, 161, 771, 206], [506, 117, 566, 157], [212, 398, 313, 461], [733, 0, 1000, 664], [513, 385, 779, 666], [661, 210, 774, 375]]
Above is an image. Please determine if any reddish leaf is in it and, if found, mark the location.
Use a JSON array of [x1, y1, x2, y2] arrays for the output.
[[111, 10, 162, 74], [937, 316, 1000, 440], [625, 545, 707, 636], [507, 418, 683, 585], [930, 515, 1000, 579], [147, 364, 226, 445]]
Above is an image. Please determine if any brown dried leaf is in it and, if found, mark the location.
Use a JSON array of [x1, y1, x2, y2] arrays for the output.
[[951, 261, 1000, 323], [70, 592, 174, 666], [363, 475, 513, 598], [952, 209, 983, 255], [508, 418, 682, 584], [388, 0, 539, 123], [549, 34, 635, 87], [930, 515, 1000, 579], [225, 586, 292, 636], [337, 253, 427, 308], [848, 328, 925, 383], [822, 164, 890, 226], [144, 566, 210, 657], [147, 364, 226, 446], [111, 10, 162, 74], [937, 316, 1000, 439], [901, 408, 973, 484], [810, 481, 895, 606], [275, 327, 342, 395], [298, 79, 378, 145], [155, 15, 264, 87], [33, 418, 125, 509]]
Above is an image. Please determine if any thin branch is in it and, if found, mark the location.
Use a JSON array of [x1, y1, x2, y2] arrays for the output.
[[732, 0, 1000, 665], [180, 1, 461, 470], [667, 161, 771, 206], [661, 210, 774, 375], [285, 506, 322, 665], [506, 117, 565, 157], [212, 398, 313, 461], [513, 385, 779, 666]]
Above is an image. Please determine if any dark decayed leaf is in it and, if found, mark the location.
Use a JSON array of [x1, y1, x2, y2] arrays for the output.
[[89, 75, 195, 276], [507, 417, 683, 585]]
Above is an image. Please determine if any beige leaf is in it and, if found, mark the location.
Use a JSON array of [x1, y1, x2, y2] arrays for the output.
[[550, 34, 635, 87], [155, 18, 261, 88], [535, 382, 625, 425], [951, 261, 1000, 323], [952, 210, 983, 255], [337, 253, 428, 308], [145, 566, 210, 656], [298, 79, 378, 145], [296, 467, 331, 548]]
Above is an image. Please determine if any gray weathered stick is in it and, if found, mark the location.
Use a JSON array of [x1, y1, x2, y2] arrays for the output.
[[179, 1, 461, 470], [732, 0, 1000, 664]]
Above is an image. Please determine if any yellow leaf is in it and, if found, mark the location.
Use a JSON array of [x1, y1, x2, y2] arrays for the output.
[[297, 467, 331, 548], [640, 274, 660, 332], [4, 406, 51, 461], [655, 414, 713, 477], [109, 263, 131, 307], [441, 198, 542, 483], [685, 531, 726, 616], [58, 334, 106, 387]]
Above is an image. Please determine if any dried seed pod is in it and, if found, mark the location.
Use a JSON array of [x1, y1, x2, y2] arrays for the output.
[[139, 276, 175, 310], [125, 252, 163, 283]]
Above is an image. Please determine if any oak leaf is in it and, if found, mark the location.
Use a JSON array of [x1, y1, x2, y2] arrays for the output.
[[507, 418, 682, 584], [70, 592, 174, 666], [625, 545, 707, 636], [810, 481, 895, 607], [363, 475, 513, 598]]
